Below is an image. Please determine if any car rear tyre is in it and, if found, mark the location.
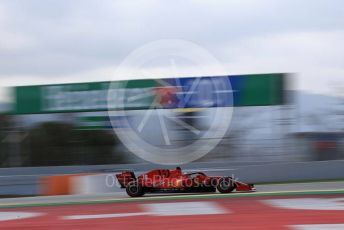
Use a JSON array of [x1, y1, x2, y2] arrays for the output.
[[126, 181, 144, 197], [217, 177, 236, 193]]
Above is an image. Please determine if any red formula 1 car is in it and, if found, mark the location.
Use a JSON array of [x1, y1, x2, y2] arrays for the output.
[[116, 167, 255, 197]]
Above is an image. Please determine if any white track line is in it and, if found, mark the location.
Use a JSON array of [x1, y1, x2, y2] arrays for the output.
[[63, 212, 148, 220], [0, 212, 44, 221], [292, 224, 344, 230], [63, 201, 228, 220]]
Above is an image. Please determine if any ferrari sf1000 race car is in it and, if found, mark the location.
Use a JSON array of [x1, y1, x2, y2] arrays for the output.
[[116, 167, 255, 197]]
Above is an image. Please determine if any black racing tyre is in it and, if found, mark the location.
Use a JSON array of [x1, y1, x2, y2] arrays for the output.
[[217, 177, 236, 193], [126, 181, 144, 197]]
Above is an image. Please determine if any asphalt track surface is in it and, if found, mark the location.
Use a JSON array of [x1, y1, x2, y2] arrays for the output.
[[1, 182, 344, 229]]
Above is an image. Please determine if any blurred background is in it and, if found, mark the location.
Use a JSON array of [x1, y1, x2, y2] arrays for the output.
[[3, 73, 343, 167]]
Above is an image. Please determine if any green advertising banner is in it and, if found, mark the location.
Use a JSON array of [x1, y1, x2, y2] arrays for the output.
[[14, 80, 158, 114], [14, 73, 286, 114]]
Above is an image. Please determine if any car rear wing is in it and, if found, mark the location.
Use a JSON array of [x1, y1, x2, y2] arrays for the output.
[[116, 171, 136, 188]]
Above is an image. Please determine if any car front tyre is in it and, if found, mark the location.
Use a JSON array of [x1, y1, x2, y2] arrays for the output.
[[217, 177, 236, 193]]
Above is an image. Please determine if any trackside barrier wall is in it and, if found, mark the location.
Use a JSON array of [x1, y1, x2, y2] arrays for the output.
[[0, 160, 344, 196]]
